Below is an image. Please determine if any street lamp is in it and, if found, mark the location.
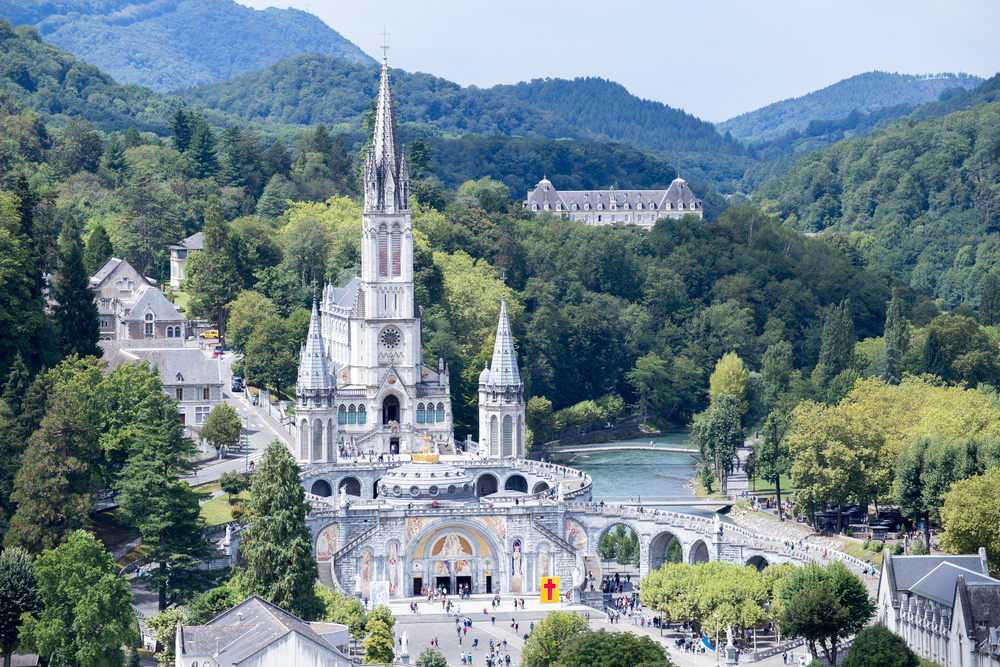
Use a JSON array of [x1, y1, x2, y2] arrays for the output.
[[714, 612, 719, 665]]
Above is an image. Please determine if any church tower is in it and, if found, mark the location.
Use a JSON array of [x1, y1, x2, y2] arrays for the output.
[[296, 300, 337, 464], [478, 296, 526, 458]]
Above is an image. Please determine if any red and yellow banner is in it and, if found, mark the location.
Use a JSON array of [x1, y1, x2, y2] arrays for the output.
[[540, 576, 559, 603]]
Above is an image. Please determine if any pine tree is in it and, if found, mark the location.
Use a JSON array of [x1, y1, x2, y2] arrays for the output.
[[4, 395, 98, 554], [169, 109, 193, 153], [257, 175, 292, 219], [815, 299, 855, 387], [52, 218, 101, 359], [218, 125, 244, 187], [980, 273, 1000, 327], [183, 196, 240, 330], [234, 440, 321, 620], [407, 137, 432, 179], [0, 356, 35, 528], [187, 120, 219, 180], [921, 328, 948, 378], [879, 342, 903, 385], [83, 223, 113, 276], [115, 389, 219, 610], [263, 140, 292, 179], [122, 125, 143, 148], [1, 182, 47, 380], [101, 133, 127, 184], [330, 134, 351, 184], [312, 124, 334, 163]]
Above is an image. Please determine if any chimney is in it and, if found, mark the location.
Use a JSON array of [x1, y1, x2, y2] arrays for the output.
[[215, 637, 220, 655], [237, 612, 243, 622]]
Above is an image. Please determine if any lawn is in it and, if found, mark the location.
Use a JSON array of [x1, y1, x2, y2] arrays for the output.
[[200, 491, 249, 526], [744, 473, 798, 497], [172, 291, 190, 316], [191, 482, 222, 495]]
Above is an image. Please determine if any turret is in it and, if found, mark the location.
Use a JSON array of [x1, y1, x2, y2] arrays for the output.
[[364, 54, 409, 214], [295, 298, 337, 464]]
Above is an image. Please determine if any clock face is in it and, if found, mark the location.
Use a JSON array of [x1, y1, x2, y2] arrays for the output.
[[380, 326, 402, 350]]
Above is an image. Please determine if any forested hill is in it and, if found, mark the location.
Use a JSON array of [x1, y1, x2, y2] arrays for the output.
[[754, 100, 1000, 309], [491, 77, 749, 157], [718, 71, 983, 141], [0, 0, 375, 92]]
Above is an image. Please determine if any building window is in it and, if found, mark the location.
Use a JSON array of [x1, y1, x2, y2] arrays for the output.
[[624, 215, 629, 222], [637, 215, 643, 222], [543, 204, 549, 211], [203, 387, 210, 400], [436, 402, 445, 422], [532, 204, 538, 211], [195, 406, 210, 424], [176, 388, 184, 401], [416, 403, 425, 423], [611, 215, 616, 222], [358, 405, 366, 424], [378, 225, 388, 277], [572, 204, 578, 210], [598, 215, 602, 222], [348, 405, 357, 424], [584, 204, 590, 210], [391, 225, 401, 277], [338, 405, 347, 424]]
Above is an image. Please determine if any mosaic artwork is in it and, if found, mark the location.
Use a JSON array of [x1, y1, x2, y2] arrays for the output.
[[566, 519, 588, 550], [316, 524, 338, 562]]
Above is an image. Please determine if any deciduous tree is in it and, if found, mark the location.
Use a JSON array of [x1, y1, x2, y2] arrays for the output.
[[200, 403, 242, 452], [557, 630, 674, 667], [521, 611, 589, 667], [939, 467, 1000, 577], [841, 624, 919, 667]]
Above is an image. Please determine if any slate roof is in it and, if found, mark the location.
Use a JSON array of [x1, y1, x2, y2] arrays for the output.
[[171, 232, 204, 251], [120, 288, 185, 322], [909, 562, 999, 606], [179, 595, 346, 667], [297, 300, 335, 391], [89, 256, 153, 288], [523, 177, 702, 213], [882, 551, 989, 608], [325, 277, 360, 311], [954, 576, 1000, 645], [104, 347, 223, 387], [487, 297, 520, 387]]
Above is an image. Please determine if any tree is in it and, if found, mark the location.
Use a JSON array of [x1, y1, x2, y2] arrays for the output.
[[980, 272, 1000, 327], [186, 120, 218, 179], [627, 352, 670, 423], [234, 440, 321, 620], [0, 190, 46, 384], [184, 584, 242, 625], [219, 471, 250, 503], [5, 395, 98, 554], [146, 607, 185, 667], [777, 561, 873, 665], [169, 110, 193, 153], [225, 290, 278, 352], [408, 138, 432, 179], [0, 546, 41, 664], [52, 219, 101, 358], [415, 647, 448, 667], [257, 174, 294, 219], [526, 396, 554, 445], [814, 300, 855, 388], [101, 135, 127, 185], [83, 224, 113, 276], [362, 617, 394, 664], [557, 630, 673, 667], [18, 530, 138, 667], [240, 315, 297, 390], [755, 410, 793, 520], [692, 394, 743, 494], [115, 389, 219, 610], [184, 196, 239, 331], [894, 437, 933, 549], [122, 125, 143, 148], [709, 351, 748, 415], [884, 288, 910, 354], [316, 586, 367, 641], [939, 467, 1000, 577], [200, 403, 242, 452], [521, 611, 589, 667], [60, 117, 103, 175], [841, 624, 920, 667]]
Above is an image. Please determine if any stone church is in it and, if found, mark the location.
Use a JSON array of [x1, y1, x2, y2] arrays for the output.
[[294, 52, 523, 465]]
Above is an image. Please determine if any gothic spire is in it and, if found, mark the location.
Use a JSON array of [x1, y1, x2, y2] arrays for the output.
[[488, 295, 521, 386], [297, 298, 333, 391], [364, 53, 408, 213]]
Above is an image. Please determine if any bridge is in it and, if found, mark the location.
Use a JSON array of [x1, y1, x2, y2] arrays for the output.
[[546, 443, 701, 458]]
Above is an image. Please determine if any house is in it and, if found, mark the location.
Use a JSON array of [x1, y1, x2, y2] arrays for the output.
[[170, 231, 204, 289], [102, 344, 224, 427], [90, 256, 187, 340], [878, 547, 1000, 665], [174, 595, 352, 667], [522, 176, 703, 229]]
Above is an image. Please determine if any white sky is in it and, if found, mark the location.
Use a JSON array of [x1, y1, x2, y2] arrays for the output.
[[241, 0, 1000, 123]]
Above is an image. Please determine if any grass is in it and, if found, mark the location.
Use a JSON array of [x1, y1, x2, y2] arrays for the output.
[[745, 473, 799, 497], [172, 291, 190, 315], [91, 509, 138, 549], [840, 541, 885, 568], [116, 544, 150, 569], [200, 491, 249, 525], [191, 482, 222, 494]]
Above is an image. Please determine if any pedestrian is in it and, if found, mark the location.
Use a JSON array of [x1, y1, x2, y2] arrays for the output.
[[491, 616, 496, 626], [783, 652, 787, 664]]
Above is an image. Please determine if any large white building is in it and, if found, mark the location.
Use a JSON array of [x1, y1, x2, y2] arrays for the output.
[[522, 176, 703, 229], [294, 53, 524, 464]]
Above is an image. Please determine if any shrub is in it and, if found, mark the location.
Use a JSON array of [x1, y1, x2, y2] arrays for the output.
[[845, 528, 853, 538], [910, 540, 930, 555], [871, 542, 884, 553], [891, 543, 905, 555]]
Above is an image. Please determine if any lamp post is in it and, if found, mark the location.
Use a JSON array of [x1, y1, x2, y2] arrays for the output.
[[714, 612, 719, 665]]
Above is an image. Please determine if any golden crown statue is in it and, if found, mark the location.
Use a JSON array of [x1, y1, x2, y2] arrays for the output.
[[411, 431, 440, 464]]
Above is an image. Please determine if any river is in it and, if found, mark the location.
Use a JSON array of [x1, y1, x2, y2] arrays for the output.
[[549, 429, 716, 517]]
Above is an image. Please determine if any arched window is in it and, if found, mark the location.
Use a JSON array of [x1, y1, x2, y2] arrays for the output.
[[416, 403, 425, 423], [436, 402, 445, 422], [490, 416, 498, 457], [312, 420, 323, 461], [144, 313, 153, 337], [358, 405, 367, 424], [338, 405, 347, 425], [378, 224, 388, 277], [348, 405, 357, 424], [391, 224, 401, 277], [502, 415, 513, 457], [300, 419, 309, 460], [166, 326, 173, 338]]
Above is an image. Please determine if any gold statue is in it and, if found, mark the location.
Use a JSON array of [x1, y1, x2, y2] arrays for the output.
[[411, 431, 440, 464]]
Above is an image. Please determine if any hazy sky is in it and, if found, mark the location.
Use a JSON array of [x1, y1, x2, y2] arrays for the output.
[[242, 0, 1000, 122]]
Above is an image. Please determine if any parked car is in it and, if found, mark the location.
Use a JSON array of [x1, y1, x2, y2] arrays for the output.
[[201, 329, 219, 339]]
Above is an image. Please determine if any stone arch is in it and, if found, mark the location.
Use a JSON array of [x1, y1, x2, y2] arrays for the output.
[[312, 420, 323, 461], [327, 419, 336, 460], [476, 473, 499, 496], [403, 520, 506, 596], [648, 530, 682, 572], [382, 394, 400, 424], [596, 521, 642, 567], [338, 476, 362, 497], [532, 481, 550, 494], [689, 539, 710, 564], [746, 555, 769, 571], [373, 478, 381, 499], [504, 474, 528, 493], [311, 480, 333, 497]]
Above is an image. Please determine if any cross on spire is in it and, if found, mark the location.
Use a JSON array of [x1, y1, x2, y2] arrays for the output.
[[380, 28, 390, 60], [500, 271, 507, 302], [311, 278, 319, 300]]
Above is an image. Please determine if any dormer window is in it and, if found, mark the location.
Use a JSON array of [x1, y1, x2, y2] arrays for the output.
[[543, 185, 549, 191], [650, 203, 656, 210], [144, 312, 154, 337], [623, 203, 630, 210], [543, 204, 550, 211], [176, 372, 184, 382], [597, 203, 604, 210], [556, 204, 562, 211], [637, 203, 643, 210], [572, 204, 578, 210], [584, 203, 590, 210], [532, 204, 538, 211]]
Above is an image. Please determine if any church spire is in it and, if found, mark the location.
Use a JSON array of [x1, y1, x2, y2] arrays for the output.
[[364, 52, 409, 213], [297, 298, 333, 391], [488, 295, 520, 386]]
